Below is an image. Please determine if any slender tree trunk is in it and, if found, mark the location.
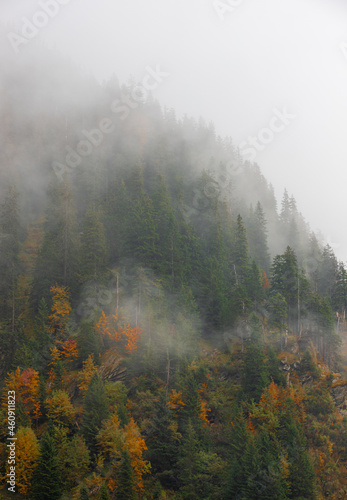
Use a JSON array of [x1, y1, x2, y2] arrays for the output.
[[166, 348, 170, 401], [11, 273, 15, 333]]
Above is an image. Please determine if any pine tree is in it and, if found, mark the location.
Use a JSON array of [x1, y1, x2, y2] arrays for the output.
[[31, 177, 78, 309], [79, 486, 90, 499], [318, 244, 338, 298], [247, 202, 271, 272], [232, 214, 250, 283], [271, 246, 309, 331], [332, 261, 347, 317], [287, 421, 317, 499], [80, 204, 108, 283], [242, 343, 270, 401], [146, 393, 179, 485], [267, 292, 287, 330], [280, 189, 291, 227], [81, 374, 110, 456], [31, 432, 61, 500], [177, 418, 200, 499], [99, 484, 110, 500], [0, 185, 20, 331], [246, 259, 264, 306], [116, 449, 136, 500]]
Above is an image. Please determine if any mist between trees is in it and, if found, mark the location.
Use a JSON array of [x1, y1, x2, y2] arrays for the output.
[[1, 36, 347, 499]]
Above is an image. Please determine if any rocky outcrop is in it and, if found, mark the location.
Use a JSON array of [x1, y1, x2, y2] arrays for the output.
[[330, 380, 347, 416]]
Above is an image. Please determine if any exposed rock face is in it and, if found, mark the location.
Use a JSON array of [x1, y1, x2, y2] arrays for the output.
[[331, 382, 347, 416], [98, 348, 126, 382]]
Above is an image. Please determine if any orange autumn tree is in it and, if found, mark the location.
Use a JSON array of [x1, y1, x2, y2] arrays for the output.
[[47, 285, 71, 339], [198, 382, 211, 426], [47, 339, 78, 390], [248, 381, 307, 435], [61, 338, 79, 361], [263, 271, 270, 289], [2, 368, 41, 422], [95, 308, 142, 353], [97, 412, 151, 495], [167, 389, 186, 416], [123, 324, 142, 354], [123, 417, 151, 493]]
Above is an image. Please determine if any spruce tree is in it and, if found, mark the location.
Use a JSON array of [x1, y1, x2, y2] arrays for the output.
[[146, 392, 178, 480], [31, 432, 61, 500], [318, 244, 338, 298], [332, 261, 347, 317], [232, 214, 250, 283], [242, 343, 270, 401], [0, 185, 20, 330], [31, 177, 78, 309], [247, 201, 271, 273], [79, 486, 90, 499], [116, 449, 136, 500], [99, 484, 110, 500], [81, 374, 110, 456], [80, 204, 108, 283]]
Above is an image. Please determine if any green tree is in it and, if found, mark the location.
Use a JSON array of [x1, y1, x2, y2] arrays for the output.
[[332, 261, 347, 317], [116, 449, 136, 500], [81, 374, 110, 456], [318, 244, 338, 298], [287, 423, 317, 499], [231, 214, 250, 284], [247, 201, 271, 273], [267, 292, 287, 330], [267, 347, 286, 386], [52, 427, 90, 491], [242, 344, 270, 401], [79, 486, 90, 499], [80, 204, 108, 283], [177, 419, 200, 499], [31, 177, 78, 309], [146, 392, 179, 485], [31, 431, 61, 500], [99, 484, 110, 500], [0, 185, 20, 331], [271, 246, 309, 331]]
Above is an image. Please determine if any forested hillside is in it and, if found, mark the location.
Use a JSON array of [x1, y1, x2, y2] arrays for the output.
[[1, 44, 347, 499]]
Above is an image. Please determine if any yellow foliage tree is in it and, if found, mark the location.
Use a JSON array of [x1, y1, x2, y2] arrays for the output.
[[97, 411, 122, 462], [45, 390, 76, 427], [47, 285, 71, 338], [11, 427, 39, 495], [97, 413, 151, 494], [78, 354, 97, 394]]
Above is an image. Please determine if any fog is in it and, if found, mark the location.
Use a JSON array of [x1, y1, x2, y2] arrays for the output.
[[2, 0, 347, 260]]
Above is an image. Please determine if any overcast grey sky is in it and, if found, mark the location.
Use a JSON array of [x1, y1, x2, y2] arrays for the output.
[[2, 0, 347, 260]]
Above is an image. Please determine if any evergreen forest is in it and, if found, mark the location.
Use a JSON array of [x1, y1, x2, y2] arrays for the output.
[[1, 42, 347, 499]]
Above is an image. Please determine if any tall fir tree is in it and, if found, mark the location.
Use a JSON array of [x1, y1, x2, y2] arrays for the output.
[[81, 374, 110, 456], [31, 177, 78, 309], [80, 204, 108, 283], [0, 185, 20, 331], [116, 449, 136, 500], [31, 431, 61, 500]]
